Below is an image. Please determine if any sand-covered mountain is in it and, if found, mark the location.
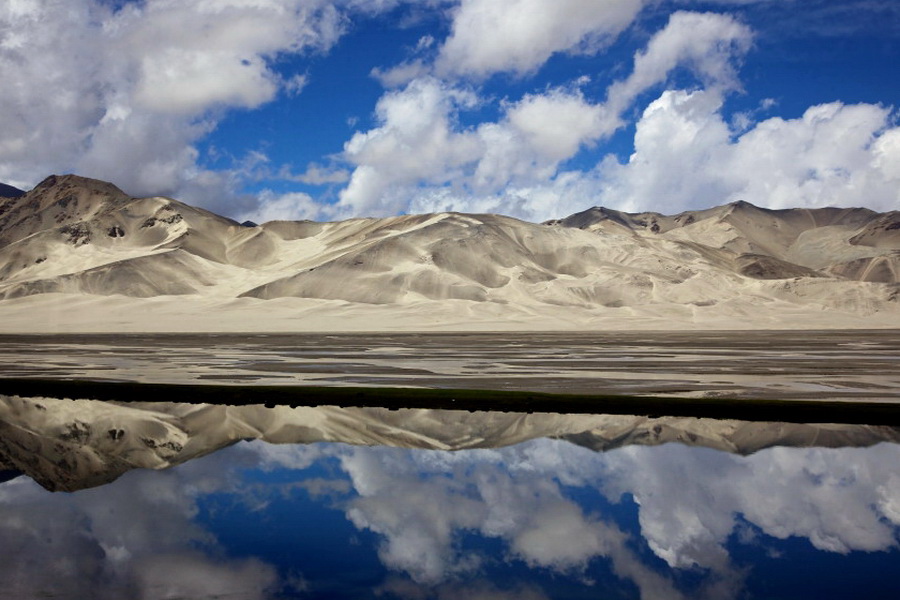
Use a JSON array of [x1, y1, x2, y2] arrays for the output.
[[0, 174, 897, 331], [4, 394, 898, 491], [550, 202, 900, 283]]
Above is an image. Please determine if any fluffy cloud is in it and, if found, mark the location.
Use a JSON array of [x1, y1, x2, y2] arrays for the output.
[[133, 553, 277, 600], [340, 6, 900, 221], [0, 0, 347, 214], [595, 89, 900, 212], [343, 452, 488, 583], [337, 79, 614, 217], [239, 190, 326, 223], [336, 444, 687, 599], [404, 90, 900, 220], [467, 86, 613, 197], [338, 11, 755, 219], [338, 77, 482, 216], [0, 443, 278, 600], [3, 1, 895, 223], [435, 0, 644, 78], [118, 0, 344, 116], [605, 11, 753, 114], [597, 443, 900, 570], [6, 430, 899, 599]]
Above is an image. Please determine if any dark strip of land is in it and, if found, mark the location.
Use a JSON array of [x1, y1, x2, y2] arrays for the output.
[[2, 378, 900, 426]]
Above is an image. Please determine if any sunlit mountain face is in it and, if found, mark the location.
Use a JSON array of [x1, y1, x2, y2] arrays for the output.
[[0, 175, 898, 333], [3, 402, 900, 600]]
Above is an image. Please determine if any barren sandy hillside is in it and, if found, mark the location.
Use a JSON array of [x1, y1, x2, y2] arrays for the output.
[[0, 175, 896, 331]]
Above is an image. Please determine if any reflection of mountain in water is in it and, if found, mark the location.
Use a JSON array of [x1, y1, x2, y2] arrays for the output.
[[3, 394, 899, 492]]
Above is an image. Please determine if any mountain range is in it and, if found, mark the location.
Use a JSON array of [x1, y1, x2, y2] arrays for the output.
[[0, 174, 897, 331]]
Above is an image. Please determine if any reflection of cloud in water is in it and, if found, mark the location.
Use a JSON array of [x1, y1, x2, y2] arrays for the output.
[[252, 439, 900, 596], [598, 444, 900, 568], [328, 442, 689, 598], [2, 438, 899, 598], [0, 446, 278, 600]]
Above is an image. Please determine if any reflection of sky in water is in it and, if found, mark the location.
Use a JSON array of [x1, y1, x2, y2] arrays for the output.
[[2, 440, 900, 599]]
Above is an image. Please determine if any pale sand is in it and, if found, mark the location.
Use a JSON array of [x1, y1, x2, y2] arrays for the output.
[[0, 292, 898, 333], [1, 176, 898, 332]]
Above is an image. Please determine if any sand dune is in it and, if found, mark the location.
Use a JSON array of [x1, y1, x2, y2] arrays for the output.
[[3, 394, 898, 492], [0, 174, 897, 331]]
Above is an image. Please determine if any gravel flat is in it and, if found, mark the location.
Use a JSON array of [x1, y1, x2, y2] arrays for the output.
[[0, 330, 897, 401]]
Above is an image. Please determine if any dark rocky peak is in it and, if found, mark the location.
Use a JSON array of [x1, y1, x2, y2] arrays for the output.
[[20, 174, 131, 218], [719, 199, 770, 219], [548, 206, 630, 229], [551, 206, 680, 235], [31, 174, 129, 201], [728, 199, 760, 210], [0, 183, 25, 199], [0, 174, 135, 246]]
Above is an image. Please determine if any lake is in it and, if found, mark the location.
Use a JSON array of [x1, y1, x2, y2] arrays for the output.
[[1, 331, 899, 599]]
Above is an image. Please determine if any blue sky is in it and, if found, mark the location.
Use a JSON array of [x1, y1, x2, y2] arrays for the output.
[[1, 0, 897, 222]]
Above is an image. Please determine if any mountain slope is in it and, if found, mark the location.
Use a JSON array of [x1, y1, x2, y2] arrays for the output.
[[0, 174, 897, 331], [0, 183, 25, 199], [550, 201, 900, 283]]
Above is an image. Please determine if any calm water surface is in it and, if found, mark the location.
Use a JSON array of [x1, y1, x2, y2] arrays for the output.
[[2, 331, 900, 598], [3, 415, 900, 599]]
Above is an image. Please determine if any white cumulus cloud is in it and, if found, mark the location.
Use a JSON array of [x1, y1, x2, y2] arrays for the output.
[[595, 90, 900, 213], [0, 0, 348, 215], [605, 11, 753, 114], [435, 0, 644, 78], [338, 11, 757, 220], [338, 77, 482, 216]]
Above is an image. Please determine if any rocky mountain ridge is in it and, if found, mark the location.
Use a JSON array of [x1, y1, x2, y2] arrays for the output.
[[548, 201, 900, 282]]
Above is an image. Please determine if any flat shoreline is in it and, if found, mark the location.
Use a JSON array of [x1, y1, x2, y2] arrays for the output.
[[1, 293, 899, 335], [3, 378, 900, 426], [2, 330, 898, 401]]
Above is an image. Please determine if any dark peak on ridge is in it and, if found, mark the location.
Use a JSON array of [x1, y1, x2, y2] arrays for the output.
[[546, 206, 648, 230], [549, 205, 685, 235], [551, 200, 886, 234], [0, 174, 137, 247], [727, 199, 759, 210], [32, 174, 130, 199], [723, 199, 877, 222], [0, 183, 25, 199]]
